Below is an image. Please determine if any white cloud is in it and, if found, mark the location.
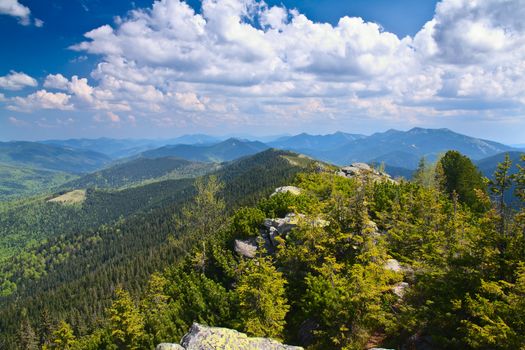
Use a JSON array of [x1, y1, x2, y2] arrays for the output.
[[0, 0, 41, 26], [0, 0, 30, 24], [106, 111, 120, 122], [44, 74, 70, 90], [8, 90, 73, 111], [8, 116, 28, 126], [0, 71, 37, 90], [5, 0, 525, 130]]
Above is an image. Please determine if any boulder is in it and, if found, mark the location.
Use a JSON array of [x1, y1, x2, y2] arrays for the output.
[[383, 258, 402, 272], [156, 344, 185, 350], [393, 282, 410, 298], [336, 163, 396, 183], [179, 323, 304, 350], [234, 239, 258, 258], [264, 213, 303, 234], [271, 186, 302, 196]]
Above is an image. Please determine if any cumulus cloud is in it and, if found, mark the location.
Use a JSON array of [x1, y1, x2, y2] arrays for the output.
[[8, 116, 28, 126], [8, 90, 73, 111], [5, 0, 525, 129], [0, 71, 38, 90], [0, 0, 42, 26]]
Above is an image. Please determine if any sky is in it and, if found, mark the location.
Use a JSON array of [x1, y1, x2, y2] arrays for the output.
[[0, 0, 524, 143]]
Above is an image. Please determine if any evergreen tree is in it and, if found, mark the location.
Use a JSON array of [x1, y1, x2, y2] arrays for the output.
[[46, 321, 76, 350], [514, 154, 525, 203], [236, 255, 289, 339], [39, 307, 53, 348], [438, 150, 488, 212], [488, 154, 515, 261], [18, 314, 38, 350], [108, 288, 145, 350], [176, 175, 226, 240], [140, 273, 171, 347]]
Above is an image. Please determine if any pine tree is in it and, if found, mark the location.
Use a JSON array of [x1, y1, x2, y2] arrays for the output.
[[514, 154, 525, 203], [140, 273, 171, 347], [236, 256, 289, 339], [108, 288, 145, 350], [490, 153, 513, 214], [18, 314, 38, 350], [438, 150, 488, 212], [46, 321, 76, 350], [39, 307, 53, 348]]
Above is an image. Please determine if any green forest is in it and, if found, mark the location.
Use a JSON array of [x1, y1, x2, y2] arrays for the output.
[[1, 150, 524, 349]]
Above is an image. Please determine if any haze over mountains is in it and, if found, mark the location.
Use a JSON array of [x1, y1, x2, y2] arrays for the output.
[[0, 127, 522, 200]]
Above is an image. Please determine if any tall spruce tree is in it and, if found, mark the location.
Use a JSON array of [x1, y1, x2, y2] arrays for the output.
[[438, 150, 488, 212], [108, 288, 145, 350], [236, 255, 289, 339]]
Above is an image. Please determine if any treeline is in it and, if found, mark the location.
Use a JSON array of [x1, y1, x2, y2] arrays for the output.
[[0, 150, 311, 349], [17, 150, 525, 350]]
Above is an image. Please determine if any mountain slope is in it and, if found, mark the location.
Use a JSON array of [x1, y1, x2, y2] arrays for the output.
[[0, 141, 111, 173], [61, 156, 218, 189], [0, 149, 318, 346], [142, 138, 269, 162], [0, 164, 77, 200], [319, 128, 515, 168], [475, 151, 525, 177], [269, 131, 365, 152]]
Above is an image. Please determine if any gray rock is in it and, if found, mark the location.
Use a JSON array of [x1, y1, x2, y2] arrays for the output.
[[393, 282, 410, 298], [337, 163, 396, 184], [234, 239, 257, 258], [156, 343, 185, 350], [271, 186, 302, 196], [180, 323, 303, 350], [384, 258, 402, 272]]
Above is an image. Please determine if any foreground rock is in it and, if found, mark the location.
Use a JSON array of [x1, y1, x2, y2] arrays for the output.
[[157, 323, 303, 350], [336, 162, 395, 183], [271, 186, 303, 196]]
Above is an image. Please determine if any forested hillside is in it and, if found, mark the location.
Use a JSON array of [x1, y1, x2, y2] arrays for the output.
[[0, 142, 111, 173], [3, 150, 522, 350], [0, 150, 314, 349], [0, 164, 77, 200], [141, 138, 269, 162], [61, 157, 218, 190]]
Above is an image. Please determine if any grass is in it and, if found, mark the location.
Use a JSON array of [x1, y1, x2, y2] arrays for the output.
[[48, 189, 86, 204]]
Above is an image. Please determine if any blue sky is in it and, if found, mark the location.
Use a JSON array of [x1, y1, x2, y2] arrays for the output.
[[0, 0, 524, 143]]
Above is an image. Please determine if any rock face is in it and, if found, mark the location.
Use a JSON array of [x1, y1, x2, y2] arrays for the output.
[[336, 162, 395, 183], [157, 323, 303, 350]]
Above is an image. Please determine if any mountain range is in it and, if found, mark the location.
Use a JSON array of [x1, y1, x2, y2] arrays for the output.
[[0, 128, 521, 200]]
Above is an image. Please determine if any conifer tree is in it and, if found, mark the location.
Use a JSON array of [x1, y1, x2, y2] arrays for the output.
[[39, 307, 53, 348], [18, 314, 38, 350], [514, 154, 525, 203], [46, 321, 76, 350], [108, 288, 145, 350], [438, 150, 487, 212], [140, 273, 171, 347], [236, 255, 289, 339], [490, 153, 513, 214]]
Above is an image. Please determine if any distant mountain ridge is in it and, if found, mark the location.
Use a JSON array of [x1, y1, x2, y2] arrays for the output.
[[310, 128, 515, 168], [269, 131, 365, 152], [141, 138, 269, 162], [0, 141, 111, 173]]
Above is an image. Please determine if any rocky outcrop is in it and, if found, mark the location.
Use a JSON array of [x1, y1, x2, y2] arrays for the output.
[[157, 323, 303, 350], [271, 186, 303, 196], [157, 343, 185, 350], [336, 162, 395, 183], [383, 258, 402, 272], [234, 239, 258, 258]]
